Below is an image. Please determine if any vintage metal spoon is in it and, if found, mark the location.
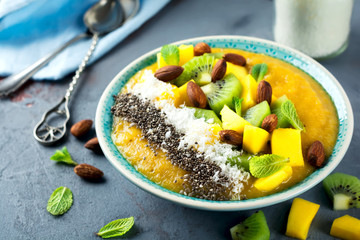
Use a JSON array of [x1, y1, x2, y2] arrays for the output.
[[33, 0, 139, 145], [0, 0, 139, 97]]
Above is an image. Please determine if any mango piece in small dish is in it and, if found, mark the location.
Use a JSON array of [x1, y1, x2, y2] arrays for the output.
[[271, 128, 304, 167], [330, 215, 360, 240], [254, 165, 292, 191], [286, 198, 320, 240], [243, 125, 270, 154]]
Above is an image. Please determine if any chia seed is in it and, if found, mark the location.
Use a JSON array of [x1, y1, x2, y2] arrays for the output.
[[111, 93, 230, 200]]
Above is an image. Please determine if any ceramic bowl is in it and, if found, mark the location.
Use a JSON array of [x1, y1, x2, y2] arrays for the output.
[[95, 36, 354, 211]]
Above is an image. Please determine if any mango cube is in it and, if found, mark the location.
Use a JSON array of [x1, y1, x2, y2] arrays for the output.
[[330, 215, 360, 240], [239, 74, 258, 112], [176, 80, 195, 106], [157, 52, 167, 69], [286, 198, 320, 240], [226, 62, 247, 81], [209, 124, 223, 141], [179, 45, 194, 66], [157, 45, 194, 68], [254, 165, 292, 191], [220, 105, 251, 134], [243, 125, 270, 154], [271, 128, 304, 167]]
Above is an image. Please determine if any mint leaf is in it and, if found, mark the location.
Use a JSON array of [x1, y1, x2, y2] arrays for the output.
[[251, 63, 268, 82], [50, 147, 77, 165], [249, 154, 289, 178], [161, 45, 179, 65], [233, 96, 243, 116], [47, 186, 73, 215], [97, 217, 134, 239], [281, 100, 305, 131]]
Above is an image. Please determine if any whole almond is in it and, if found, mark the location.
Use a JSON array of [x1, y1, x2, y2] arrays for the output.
[[261, 114, 278, 133], [307, 141, 326, 167], [74, 163, 104, 179], [219, 130, 243, 146], [154, 65, 184, 82], [187, 81, 207, 108], [84, 137, 102, 154], [70, 119, 93, 137], [257, 80, 272, 105], [194, 42, 211, 56], [223, 53, 246, 66], [211, 59, 227, 82]]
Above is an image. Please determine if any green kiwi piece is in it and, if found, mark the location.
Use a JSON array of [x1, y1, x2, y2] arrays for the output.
[[173, 55, 215, 87], [191, 108, 222, 127], [244, 101, 271, 127], [204, 52, 225, 59], [201, 73, 242, 115], [230, 210, 270, 240], [227, 152, 255, 172], [323, 173, 360, 210], [233, 96, 243, 116], [271, 95, 291, 128]]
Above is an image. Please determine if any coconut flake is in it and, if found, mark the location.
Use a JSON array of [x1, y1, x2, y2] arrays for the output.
[[128, 70, 250, 198]]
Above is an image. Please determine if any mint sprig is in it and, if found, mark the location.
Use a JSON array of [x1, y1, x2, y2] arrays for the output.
[[47, 186, 73, 215], [161, 45, 179, 65], [97, 217, 135, 238], [249, 154, 289, 178], [251, 63, 268, 82], [50, 146, 77, 165], [233, 96, 243, 116], [281, 100, 305, 131]]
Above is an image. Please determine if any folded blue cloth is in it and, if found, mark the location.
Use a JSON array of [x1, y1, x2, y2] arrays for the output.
[[0, 0, 169, 80]]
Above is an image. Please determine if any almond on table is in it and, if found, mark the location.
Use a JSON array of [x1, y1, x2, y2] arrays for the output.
[[84, 137, 103, 154], [70, 119, 93, 137], [74, 163, 104, 179]]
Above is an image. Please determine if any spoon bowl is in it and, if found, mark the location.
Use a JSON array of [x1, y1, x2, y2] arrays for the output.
[[84, 0, 124, 35]]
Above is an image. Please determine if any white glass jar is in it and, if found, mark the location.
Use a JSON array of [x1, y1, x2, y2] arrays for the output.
[[274, 0, 354, 59]]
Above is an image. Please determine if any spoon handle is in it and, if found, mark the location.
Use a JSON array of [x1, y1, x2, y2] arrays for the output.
[[0, 32, 89, 97], [33, 34, 99, 145], [65, 33, 99, 100]]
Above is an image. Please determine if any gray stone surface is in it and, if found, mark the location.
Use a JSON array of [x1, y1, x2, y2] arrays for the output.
[[1, 0, 359, 239]]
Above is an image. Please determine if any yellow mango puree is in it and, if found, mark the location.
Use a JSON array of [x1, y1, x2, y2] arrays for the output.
[[112, 48, 338, 199]]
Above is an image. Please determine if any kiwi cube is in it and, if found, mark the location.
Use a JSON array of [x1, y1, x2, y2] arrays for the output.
[[191, 108, 222, 126], [243, 101, 271, 127], [201, 73, 242, 115], [271, 95, 291, 128]]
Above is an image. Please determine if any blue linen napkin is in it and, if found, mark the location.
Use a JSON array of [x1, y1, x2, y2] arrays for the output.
[[0, 0, 170, 80]]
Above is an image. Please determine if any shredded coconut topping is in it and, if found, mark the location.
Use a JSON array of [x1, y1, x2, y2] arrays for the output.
[[123, 70, 250, 198]]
